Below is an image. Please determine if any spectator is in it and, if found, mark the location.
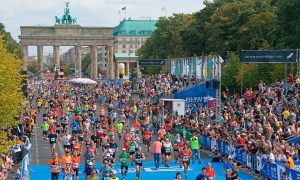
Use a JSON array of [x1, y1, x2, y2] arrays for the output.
[[196, 167, 209, 180], [152, 138, 162, 169]]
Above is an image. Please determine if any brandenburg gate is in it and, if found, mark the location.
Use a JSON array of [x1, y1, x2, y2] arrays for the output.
[[19, 2, 115, 79]]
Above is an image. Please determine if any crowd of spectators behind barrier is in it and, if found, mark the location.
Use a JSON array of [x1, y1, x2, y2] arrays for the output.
[[138, 73, 300, 172], [0, 129, 30, 179]]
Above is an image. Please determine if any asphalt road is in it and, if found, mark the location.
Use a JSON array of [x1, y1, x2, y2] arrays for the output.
[[29, 86, 209, 168], [29, 92, 158, 166]]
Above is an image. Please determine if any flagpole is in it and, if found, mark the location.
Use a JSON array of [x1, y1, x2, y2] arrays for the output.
[[118, 11, 121, 21], [125, 9, 127, 20]]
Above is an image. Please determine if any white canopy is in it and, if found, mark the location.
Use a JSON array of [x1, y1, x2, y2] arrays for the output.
[[70, 78, 97, 84]]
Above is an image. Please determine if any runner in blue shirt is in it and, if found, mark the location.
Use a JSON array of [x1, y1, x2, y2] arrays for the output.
[[71, 120, 79, 134], [222, 156, 234, 179]]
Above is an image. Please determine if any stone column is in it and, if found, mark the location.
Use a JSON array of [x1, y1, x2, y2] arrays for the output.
[[37, 45, 43, 72], [21, 45, 28, 70], [91, 45, 98, 79], [53, 45, 60, 68], [75, 46, 82, 78], [105, 46, 110, 78], [109, 46, 114, 79], [115, 61, 119, 78], [126, 62, 130, 77]]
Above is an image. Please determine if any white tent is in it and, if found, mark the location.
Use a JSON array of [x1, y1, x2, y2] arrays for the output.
[[70, 78, 97, 84]]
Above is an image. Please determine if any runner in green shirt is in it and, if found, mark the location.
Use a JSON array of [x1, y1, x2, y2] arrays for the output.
[[129, 140, 137, 165], [41, 121, 49, 140], [116, 122, 124, 140], [119, 148, 130, 179]]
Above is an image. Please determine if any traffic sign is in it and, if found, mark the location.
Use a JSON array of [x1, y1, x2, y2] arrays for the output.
[[241, 50, 297, 63], [139, 59, 165, 66]]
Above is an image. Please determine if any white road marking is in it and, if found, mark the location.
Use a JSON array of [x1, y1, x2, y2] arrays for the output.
[[34, 126, 39, 165], [144, 166, 192, 172]]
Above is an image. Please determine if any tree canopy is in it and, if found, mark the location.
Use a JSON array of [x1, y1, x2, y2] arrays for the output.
[[137, 0, 298, 91], [0, 23, 20, 57], [0, 37, 24, 153]]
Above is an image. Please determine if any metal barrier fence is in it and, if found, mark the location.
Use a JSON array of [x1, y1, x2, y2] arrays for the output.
[[199, 135, 300, 180], [20, 138, 31, 180]]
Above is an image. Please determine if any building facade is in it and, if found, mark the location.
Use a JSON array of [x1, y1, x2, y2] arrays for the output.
[[113, 19, 157, 77], [50, 19, 157, 78]]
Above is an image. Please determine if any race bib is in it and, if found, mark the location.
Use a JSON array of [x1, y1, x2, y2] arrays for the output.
[[72, 163, 79, 168], [109, 132, 114, 136], [109, 148, 116, 153], [120, 158, 127, 163], [183, 156, 189, 161], [144, 135, 150, 139], [165, 147, 171, 153], [53, 165, 59, 170], [51, 138, 56, 142], [135, 158, 142, 163]]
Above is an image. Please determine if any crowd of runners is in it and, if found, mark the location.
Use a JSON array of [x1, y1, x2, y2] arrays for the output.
[[24, 73, 206, 180], [21, 72, 300, 180]]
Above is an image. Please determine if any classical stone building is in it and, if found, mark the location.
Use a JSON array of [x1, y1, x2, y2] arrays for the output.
[[19, 3, 157, 79], [19, 25, 115, 79], [113, 19, 157, 77]]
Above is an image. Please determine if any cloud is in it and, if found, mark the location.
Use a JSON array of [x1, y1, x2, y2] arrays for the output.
[[0, 0, 204, 55]]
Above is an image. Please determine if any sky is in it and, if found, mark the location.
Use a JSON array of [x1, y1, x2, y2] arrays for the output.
[[1, 0, 204, 55]]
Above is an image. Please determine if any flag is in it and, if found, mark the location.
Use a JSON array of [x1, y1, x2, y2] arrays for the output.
[[203, 56, 208, 80], [161, 7, 166, 11], [196, 57, 202, 79], [122, 7, 126, 10]]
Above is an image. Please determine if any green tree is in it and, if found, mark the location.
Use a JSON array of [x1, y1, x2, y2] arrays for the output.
[[82, 54, 91, 75], [222, 53, 241, 93], [180, 0, 233, 56], [276, 0, 300, 48], [138, 14, 193, 59], [0, 23, 20, 56], [0, 38, 24, 153], [206, 0, 277, 55], [27, 59, 38, 74]]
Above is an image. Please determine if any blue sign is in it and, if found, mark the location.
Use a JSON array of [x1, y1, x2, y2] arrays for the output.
[[174, 81, 216, 106], [287, 136, 300, 145], [241, 50, 297, 63], [139, 59, 165, 66]]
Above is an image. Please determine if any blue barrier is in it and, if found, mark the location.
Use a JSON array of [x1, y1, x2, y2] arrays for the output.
[[287, 136, 300, 145], [199, 135, 300, 179], [21, 139, 31, 180]]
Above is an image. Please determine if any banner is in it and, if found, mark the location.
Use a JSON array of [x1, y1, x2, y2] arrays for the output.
[[241, 50, 297, 63], [196, 57, 202, 79], [174, 81, 216, 106]]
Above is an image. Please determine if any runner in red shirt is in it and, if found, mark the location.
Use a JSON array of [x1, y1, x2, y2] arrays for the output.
[[180, 145, 192, 178], [143, 128, 152, 154], [123, 131, 131, 151], [177, 141, 185, 168], [102, 117, 108, 129]]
